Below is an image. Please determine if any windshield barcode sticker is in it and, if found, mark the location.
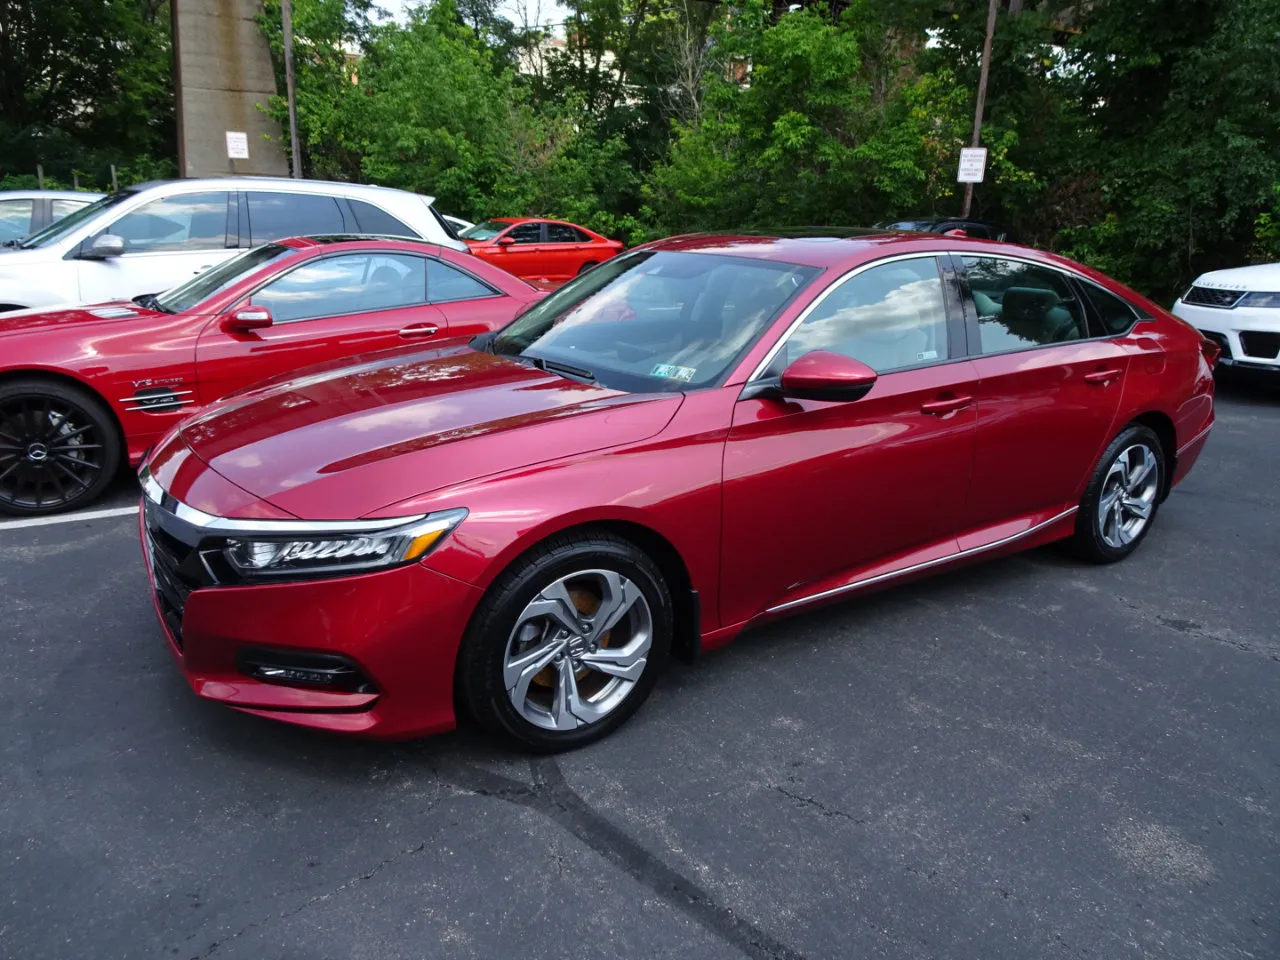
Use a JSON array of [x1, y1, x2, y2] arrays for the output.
[[651, 363, 696, 382]]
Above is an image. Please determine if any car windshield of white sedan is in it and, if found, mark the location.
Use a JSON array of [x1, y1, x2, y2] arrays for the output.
[[16, 192, 129, 248], [491, 251, 819, 392], [153, 245, 292, 314], [459, 221, 508, 241]]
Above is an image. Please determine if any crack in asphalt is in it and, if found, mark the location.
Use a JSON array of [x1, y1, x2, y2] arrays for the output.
[[185, 757, 806, 960], [188, 842, 429, 959], [440, 757, 810, 960], [773, 785, 867, 824]]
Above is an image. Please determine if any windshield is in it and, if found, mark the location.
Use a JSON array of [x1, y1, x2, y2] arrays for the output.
[[491, 251, 819, 392], [459, 220, 509, 241], [18, 192, 132, 248], [154, 244, 291, 314]]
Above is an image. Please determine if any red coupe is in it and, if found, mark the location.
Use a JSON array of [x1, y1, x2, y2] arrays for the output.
[[0, 236, 542, 516], [138, 232, 1216, 750], [460, 217, 624, 288]]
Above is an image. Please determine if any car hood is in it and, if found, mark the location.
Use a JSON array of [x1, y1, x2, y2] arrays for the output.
[[0, 245, 58, 263], [0, 300, 162, 336], [177, 345, 684, 520], [1192, 262, 1280, 291]]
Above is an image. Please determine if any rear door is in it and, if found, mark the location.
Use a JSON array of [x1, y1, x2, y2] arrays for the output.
[[543, 222, 590, 281], [194, 250, 447, 402], [952, 253, 1129, 540]]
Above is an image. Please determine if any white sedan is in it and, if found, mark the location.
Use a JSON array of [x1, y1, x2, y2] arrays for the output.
[[1173, 263, 1280, 375]]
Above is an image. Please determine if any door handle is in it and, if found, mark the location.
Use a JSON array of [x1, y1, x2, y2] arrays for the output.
[[1084, 368, 1122, 385], [920, 394, 973, 416], [398, 323, 440, 339]]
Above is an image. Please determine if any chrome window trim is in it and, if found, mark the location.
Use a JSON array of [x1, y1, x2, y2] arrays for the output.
[[766, 505, 1079, 614], [140, 468, 426, 534], [747, 251, 950, 381]]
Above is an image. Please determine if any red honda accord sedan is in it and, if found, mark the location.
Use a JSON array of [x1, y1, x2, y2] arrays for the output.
[[139, 232, 1216, 750], [0, 236, 542, 516], [460, 217, 624, 288]]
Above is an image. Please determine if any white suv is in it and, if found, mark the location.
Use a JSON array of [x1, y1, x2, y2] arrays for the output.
[[1173, 263, 1280, 376], [0, 177, 465, 312]]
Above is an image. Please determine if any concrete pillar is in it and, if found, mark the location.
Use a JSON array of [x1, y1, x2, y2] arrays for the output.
[[172, 0, 290, 178]]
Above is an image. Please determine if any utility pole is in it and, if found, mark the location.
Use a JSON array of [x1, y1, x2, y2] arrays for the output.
[[962, 0, 1000, 218], [281, 0, 303, 179]]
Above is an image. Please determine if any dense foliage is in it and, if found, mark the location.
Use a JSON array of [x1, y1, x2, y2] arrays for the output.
[[3, 0, 1278, 302]]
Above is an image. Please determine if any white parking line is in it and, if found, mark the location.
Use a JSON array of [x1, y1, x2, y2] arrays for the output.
[[0, 505, 140, 531]]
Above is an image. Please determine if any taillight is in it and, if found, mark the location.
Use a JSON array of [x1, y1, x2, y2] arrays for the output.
[[1200, 337, 1222, 368]]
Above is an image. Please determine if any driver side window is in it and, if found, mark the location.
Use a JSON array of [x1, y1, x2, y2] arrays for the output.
[[785, 257, 949, 374], [506, 223, 542, 244], [105, 192, 229, 253]]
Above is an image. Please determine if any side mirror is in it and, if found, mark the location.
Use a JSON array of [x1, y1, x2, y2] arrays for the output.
[[85, 234, 125, 259], [496, 236, 516, 247], [224, 305, 274, 332], [779, 350, 878, 403]]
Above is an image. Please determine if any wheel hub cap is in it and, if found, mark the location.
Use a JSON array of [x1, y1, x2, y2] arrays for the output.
[[503, 569, 652, 732], [25, 442, 48, 464]]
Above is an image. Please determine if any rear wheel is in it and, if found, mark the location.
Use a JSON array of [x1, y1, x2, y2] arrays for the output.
[[0, 379, 121, 516], [577, 261, 598, 276], [1069, 423, 1164, 563], [457, 531, 672, 751]]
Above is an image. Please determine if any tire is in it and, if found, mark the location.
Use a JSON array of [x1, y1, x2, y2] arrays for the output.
[[0, 378, 122, 517], [457, 530, 673, 751], [1069, 423, 1165, 563], [577, 261, 598, 276]]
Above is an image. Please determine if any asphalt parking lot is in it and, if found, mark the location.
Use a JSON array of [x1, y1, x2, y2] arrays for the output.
[[1, 380, 1277, 960]]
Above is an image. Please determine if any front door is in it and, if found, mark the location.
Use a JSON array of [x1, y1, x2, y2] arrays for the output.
[[194, 251, 447, 403], [953, 253, 1129, 537], [76, 191, 237, 303], [491, 221, 548, 283], [719, 255, 980, 625]]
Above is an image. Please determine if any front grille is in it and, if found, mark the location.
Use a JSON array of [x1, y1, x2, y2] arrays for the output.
[[1184, 286, 1244, 309], [1239, 331, 1280, 359], [144, 500, 218, 649], [1199, 329, 1232, 359]]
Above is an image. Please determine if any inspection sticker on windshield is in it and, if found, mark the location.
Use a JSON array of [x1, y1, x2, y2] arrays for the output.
[[651, 363, 696, 382]]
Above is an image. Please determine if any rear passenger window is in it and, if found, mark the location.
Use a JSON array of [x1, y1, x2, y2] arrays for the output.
[[1080, 282, 1138, 335], [349, 199, 417, 237], [959, 256, 1086, 353], [246, 192, 349, 244], [545, 223, 581, 243], [786, 257, 949, 374], [0, 199, 34, 242], [427, 259, 495, 302]]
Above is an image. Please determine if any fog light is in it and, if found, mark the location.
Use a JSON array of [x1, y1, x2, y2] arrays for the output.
[[238, 648, 376, 694]]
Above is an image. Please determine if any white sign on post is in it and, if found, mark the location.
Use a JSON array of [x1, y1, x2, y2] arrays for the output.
[[957, 147, 988, 184], [225, 131, 250, 160]]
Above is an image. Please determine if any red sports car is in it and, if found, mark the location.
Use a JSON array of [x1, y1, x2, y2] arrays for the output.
[[138, 232, 1216, 750], [0, 236, 542, 516], [460, 217, 624, 288]]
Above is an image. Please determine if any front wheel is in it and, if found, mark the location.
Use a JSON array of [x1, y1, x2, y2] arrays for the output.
[[0, 378, 121, 516], [1069, 424, 1164, 563], [457, 531, 672, 751]]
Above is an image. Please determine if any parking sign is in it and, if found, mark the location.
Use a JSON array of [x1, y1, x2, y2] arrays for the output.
[[957, 148, 988, 183]]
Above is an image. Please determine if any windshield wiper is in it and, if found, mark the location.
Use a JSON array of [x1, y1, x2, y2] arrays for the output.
[[1, 239, 20, 249], [133, 292, 171, 314], [539, 358, 596, 383]]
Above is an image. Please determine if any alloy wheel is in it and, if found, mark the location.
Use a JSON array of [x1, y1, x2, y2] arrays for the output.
[[503, 569, 653, 732], [1096, 442, 1159, 549], [0, 395, 106, 512]]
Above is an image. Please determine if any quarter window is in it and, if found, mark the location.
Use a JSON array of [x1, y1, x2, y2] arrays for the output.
[[107, 192, 229, 252], [426, 259, 494, 302], [0, 199, 34, 242], [348, 199, 416, 237], [785, 257, 950, 374], [958, 256, 1086, 353], [246, 192, 350, 244], [506, 223, 542, 244], [1080, 281, 1138, 335], [253, 253, 426, 323]]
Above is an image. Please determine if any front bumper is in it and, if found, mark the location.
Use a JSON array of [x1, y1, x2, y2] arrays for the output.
[[1173, 299, 1280, 371], [140, 508, 483, 739]]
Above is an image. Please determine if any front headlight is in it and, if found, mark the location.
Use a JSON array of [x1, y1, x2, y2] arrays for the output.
[[222, 508, 467, 582], [1238, 291, 1280, 308]]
